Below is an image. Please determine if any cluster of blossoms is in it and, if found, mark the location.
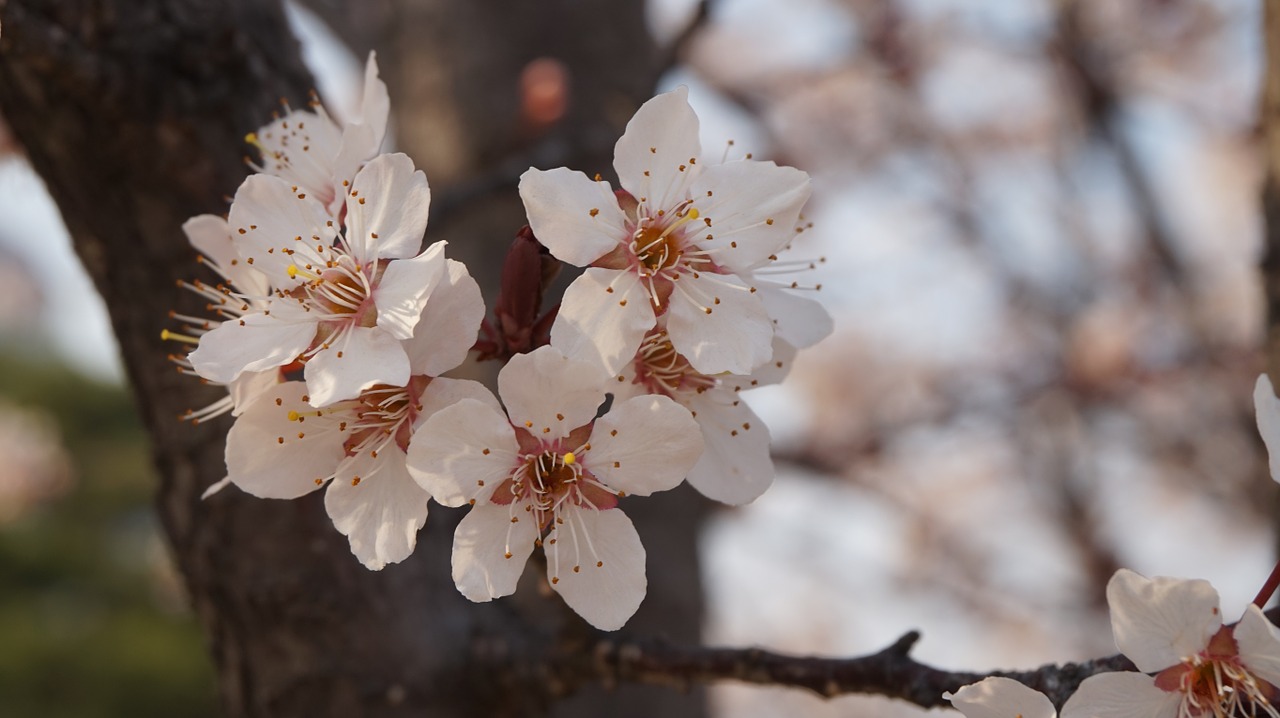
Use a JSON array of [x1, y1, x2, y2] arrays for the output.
[[948, 569, 1280, 718], [168, 58, 831, 629], [161, 50, 1280, 710], [944, 376, 1280, 717]]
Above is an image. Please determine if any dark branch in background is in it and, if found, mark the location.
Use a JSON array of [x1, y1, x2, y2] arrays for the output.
[[550, 603, 1280, 711], [548, 631, 1134, 710], [653, 0, 714, 83], [1054, 0, 1186, 287]]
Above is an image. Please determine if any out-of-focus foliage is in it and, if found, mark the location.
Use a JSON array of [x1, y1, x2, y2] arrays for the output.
[[0, 353, 216, 718]]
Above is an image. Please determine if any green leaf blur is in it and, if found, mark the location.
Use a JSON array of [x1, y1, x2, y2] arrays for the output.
[[0, 354, 216, 718]]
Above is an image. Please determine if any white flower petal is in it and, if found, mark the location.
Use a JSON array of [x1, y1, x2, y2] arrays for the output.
[[666, 272, 773, 375], [519, 168, 627, 266], [608, 361, 645, 403], [945, 677, 1056, 718], [303, 325, 410, 407], [184, 213, 232, 262], [1235, 604, 1280, 688], [251, 108, 345, 209], [742, 337, 798, 388], [406, 399, 517, 506], [188, 312, 316, 384], [547, 507, 646, 631], [587, 395, 701, 496], [330, 123, 379, 214], [613, 86, 702, 211], [325, 56, 389, 201], [201, 476, 233, 500], [225, 382, 345, 499], [1060, 672, 1182, 718], [755, 283, 834, 349], [374, 241, 447, 340], [452, 502, 538, 602], [684, 389, 773, 505], [355, 51, 390, 150], [498, 345, 609, 437], [228, 369, 281, 416], [323, 449, 429, 570], [690, 160, 809, 271], [1255, 374, 1280, 485], [414, 377, 504, 426], [550, 268, 656, 376], [227, 173, 337, 283], [345, 152, 430, 262], [403, 258, 485, 377], [1107, 569, 1222, 673], [184, 214, 271, 296]]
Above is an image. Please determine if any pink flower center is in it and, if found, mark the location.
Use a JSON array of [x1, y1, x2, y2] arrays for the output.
[[1152, 627, 1280, 717], [631, 329, 717, 397], [287, 254, 382, 329], [628, 203, 714, 278], [597, 193, 730, 313], [491, 437, 618, 532], [338, 379, 427, 457]]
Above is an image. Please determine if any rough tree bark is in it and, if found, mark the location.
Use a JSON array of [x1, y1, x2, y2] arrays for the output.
[[0, 1, 706, 716]]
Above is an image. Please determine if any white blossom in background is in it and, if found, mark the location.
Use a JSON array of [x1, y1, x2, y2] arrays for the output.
[[246, 51, 390, 217], [945, 676, 1057, 718], [519, 86, 830, 377], [1061, 569, 1280, 718], [611, 323, 795, 505], [221, 258, 485, 569], [1254, 374, 1280, 484], [406, 345, 703, 630], [188, 152, 446, 407]]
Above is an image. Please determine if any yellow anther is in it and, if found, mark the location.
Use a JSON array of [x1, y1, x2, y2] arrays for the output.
[[563, 452, 576, 465], [160, 329, 200, 344], [656, 206, 702, 242]]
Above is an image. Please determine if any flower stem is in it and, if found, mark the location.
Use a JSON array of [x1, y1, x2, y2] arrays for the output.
[[1252, 559, 1280, 608]]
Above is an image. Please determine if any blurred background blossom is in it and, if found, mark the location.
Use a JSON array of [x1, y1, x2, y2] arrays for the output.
[[0, 0, 1271, 715]]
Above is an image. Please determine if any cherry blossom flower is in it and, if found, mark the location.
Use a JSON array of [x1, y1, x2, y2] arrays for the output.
[[246, 52, 390, 217], [188, 152, 446, 407], [945, 677, 1057, 718], [519, 86, 829, 376], [1061, 569, 1280, 718], [219, 254, 482, 568], [406, 345, 703, 630], [165, 214, 280, 424], [227, 376, 482, 569], [610, 324, 795, 505]]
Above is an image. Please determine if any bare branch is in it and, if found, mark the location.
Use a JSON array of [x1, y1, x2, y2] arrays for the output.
[[1054, 0, 1185, 285], [548, 631, 1135, 710]]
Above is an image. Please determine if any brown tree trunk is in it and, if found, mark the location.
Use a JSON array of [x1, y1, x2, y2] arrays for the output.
[[0, 1, 707, 716]]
